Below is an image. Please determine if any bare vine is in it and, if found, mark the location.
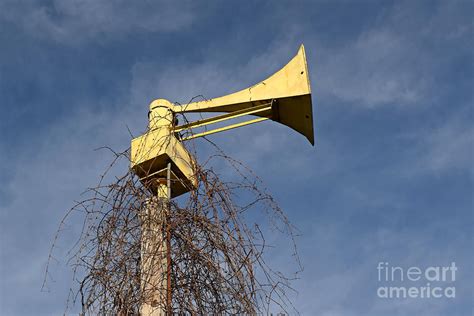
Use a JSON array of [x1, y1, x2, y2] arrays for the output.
[[45, 108, 302, 315]]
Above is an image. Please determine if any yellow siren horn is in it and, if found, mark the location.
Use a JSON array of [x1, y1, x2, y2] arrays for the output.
[[131, 44, 314, 197], [172, 44, 314, 145]]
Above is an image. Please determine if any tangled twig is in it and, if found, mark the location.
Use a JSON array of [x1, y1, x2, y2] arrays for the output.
[[45, 109, 302, 315]]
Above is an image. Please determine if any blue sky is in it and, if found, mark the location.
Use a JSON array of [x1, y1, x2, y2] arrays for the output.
[[0, 1, 472, 315]]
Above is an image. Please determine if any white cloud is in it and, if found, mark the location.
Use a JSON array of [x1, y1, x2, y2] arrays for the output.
[[291, 217, 469, 316], [310, 1, 471, 108], [0, 103, 145, 314], [0, 0, 198, 43], [421, 118, 473, 174], [314, 28, 427, 107], [392, 110, 474, 177], [130, 61, 235, 108], [129, 34, 301, 107]]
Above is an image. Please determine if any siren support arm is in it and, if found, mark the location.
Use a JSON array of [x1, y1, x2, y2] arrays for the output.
[[173, 102, 273, 141], [178, 117, 269, 141]]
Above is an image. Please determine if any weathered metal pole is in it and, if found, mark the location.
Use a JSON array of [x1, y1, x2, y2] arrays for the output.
[[140, 175, 169, 315], [165, 162, 172, 314], [140, 105, 174, 315]]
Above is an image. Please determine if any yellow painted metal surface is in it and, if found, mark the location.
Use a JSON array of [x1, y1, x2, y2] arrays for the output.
[[174, 103, 272, 133], [180, 117, 269, 141], [130, 127, 197, 198], [131, 44, 314, 198], [172, 44, 314, 145]]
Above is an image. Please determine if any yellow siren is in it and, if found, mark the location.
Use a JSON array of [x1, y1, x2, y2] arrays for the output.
[[131, 44, 314, 197]]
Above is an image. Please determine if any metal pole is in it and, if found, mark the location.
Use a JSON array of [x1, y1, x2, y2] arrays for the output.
[[166, 162, 172, 314], [141, 164, 171, 315]]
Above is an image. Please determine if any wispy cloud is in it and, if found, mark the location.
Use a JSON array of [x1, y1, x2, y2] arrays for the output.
[[311, 1, 472, 108], [316, 29, 425, 107], [0, 0, 199, 44], [419, 116, 473, 174], [393, 109, 474, 177], [129, 34, 300, 107], [0, 104, 144, 314]]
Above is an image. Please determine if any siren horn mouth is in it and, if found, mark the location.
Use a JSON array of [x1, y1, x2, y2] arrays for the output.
[[166, 44, 314, 145]]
